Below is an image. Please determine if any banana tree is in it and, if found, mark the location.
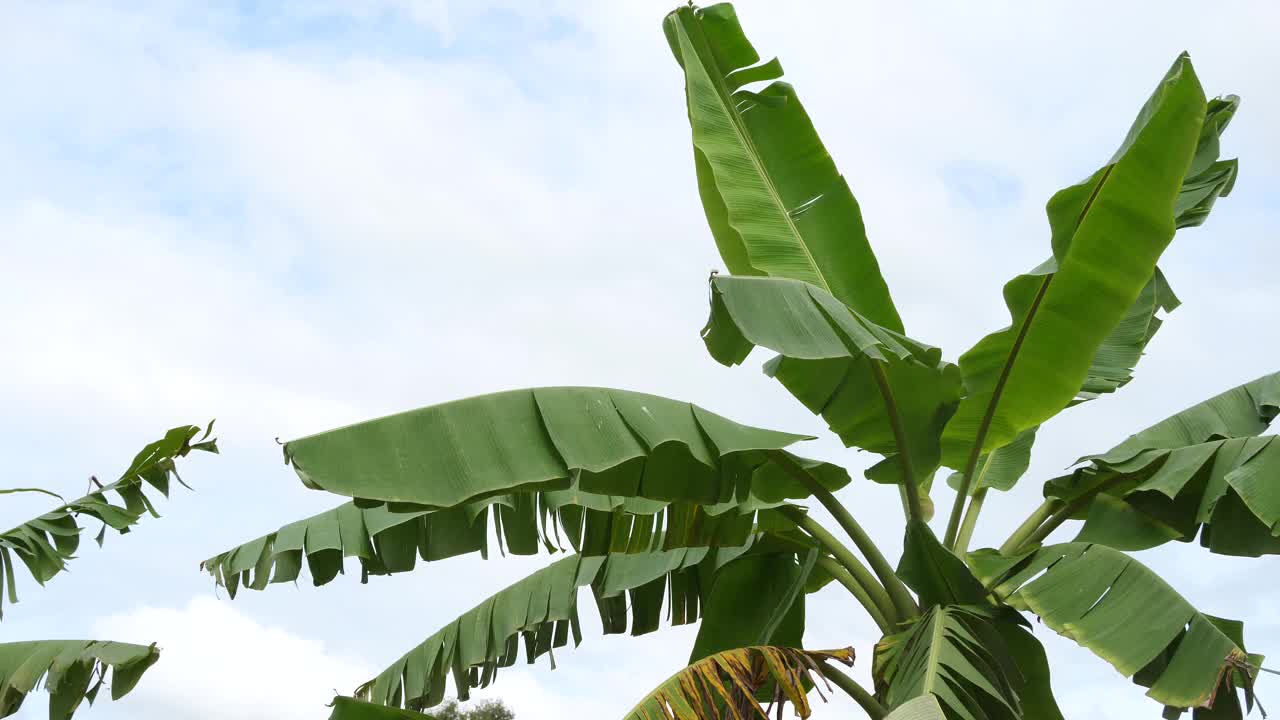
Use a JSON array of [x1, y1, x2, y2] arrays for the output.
[[205, 4, 1270, 718], [0, 423, 216, 719]]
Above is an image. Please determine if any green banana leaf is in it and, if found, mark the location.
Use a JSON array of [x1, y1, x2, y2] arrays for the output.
[[328, 697, 430, 720], [946, 428, 1038, 497], [623, 645, 853, 720], [873, 605, 1022, 720], [0, 640, 158, 720], [944, 93, 1237, 498], [687, 548, 812, 662], [356, 541, 792, 712], [1046, 372, 1280, 555], [895, 520, 988, 609], [1077, 94, 1238, 405], [205, 452, 842, 596], [940, 55, 1207, 470], [996, 624, 1065, 720], [702, 275, 961, 487], [885, 694, 947, 720], [1078, 271, 1180, 402], [969, 543, 1254, 712], [664, 3, 902, 331], [0, 423, 216, 618], [282, 387, 848, 510]]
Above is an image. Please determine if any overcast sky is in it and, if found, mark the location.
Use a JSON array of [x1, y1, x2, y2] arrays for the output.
[[2, 1, 1278, 719]]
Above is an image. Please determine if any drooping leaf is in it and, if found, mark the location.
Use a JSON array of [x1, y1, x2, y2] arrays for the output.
[[284, 387, 846, 511], [664, 3, 902, 331], [1076, 270, 1181, 403], [1079, 371, 1279, 466], [355, 542, 768, 712], [201, 501, 477, 598], [873, 605, 1021, 720], [624, 645, 853, 720], [688, 549, 812, 662], [945, 427, 1037, 496], [0, 640, 159, 720], [0, 423, 216, 619], [969, 543, 1255, 712], [702, 275, 961, 485], [205, 454, 845, 596], [896, 521, 987, 608], [1045, 372, 1280, 555], [940, 55, 1207, 468], [1175, 95, 1240, 230], [995, 624, 1065, 720]]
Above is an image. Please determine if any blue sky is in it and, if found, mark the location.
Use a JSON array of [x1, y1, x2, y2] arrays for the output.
[[2, 1, 1279, 718]]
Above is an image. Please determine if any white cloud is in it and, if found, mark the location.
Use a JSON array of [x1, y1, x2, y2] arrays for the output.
[[92, 597, 373, 720]]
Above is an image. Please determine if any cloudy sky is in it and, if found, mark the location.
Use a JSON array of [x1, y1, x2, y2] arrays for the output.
[[2, 1, 1278, 718]]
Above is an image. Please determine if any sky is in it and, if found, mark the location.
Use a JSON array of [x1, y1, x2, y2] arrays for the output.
[[1, 1, 1278, 718]]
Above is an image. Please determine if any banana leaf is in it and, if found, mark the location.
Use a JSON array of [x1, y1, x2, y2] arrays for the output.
[[702, 275, 961, 487], [283, 387, 848, 511], [1046, 372, 1280, 555], [969, 543, 1256, 713], [664, 3, 902, 331], [941, 55, 1207, 469], [0, 423, 216, 618], [0, 640, 158, 720]]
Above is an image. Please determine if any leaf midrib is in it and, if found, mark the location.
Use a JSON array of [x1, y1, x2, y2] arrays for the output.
[[921, 610, 947, 696], [965, 165, 1118, 481]]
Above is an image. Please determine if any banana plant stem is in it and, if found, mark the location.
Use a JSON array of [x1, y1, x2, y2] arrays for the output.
[[778, 505, 899, 626], [768, 451, 919, 622], [998, 498, 1062, 555], [818, 662, 887, 720], [869, 361, 923, 522], [945, 276, 1054, 549], [1000, 470, 1134, 555], [954, 488, 987, 555], [815, 555, 892, 635], [1015, 500, 1084, 550]]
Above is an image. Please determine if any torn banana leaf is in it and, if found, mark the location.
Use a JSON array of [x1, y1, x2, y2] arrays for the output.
[[969, 543, 1258, 712], [205, 452, 843, 596], [942, 93, 1238, 497], [940, 55, 1208, 468], [0, 640, 159, 720], [283, 387, 847, 510], [1046, 372, 1280, 555], [702, 274, 961, 486], [0, 422, 216, 619], [664, 3, 902, 331], [873, 605, 1022, 720], [1076, 94, 1238, 405], [355, 541, 792, 712], [624, 645, 853, 720]]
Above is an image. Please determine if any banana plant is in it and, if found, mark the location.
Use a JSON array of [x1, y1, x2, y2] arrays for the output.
[[206, 4, 1268, 718], [0, 423, 216, 719]]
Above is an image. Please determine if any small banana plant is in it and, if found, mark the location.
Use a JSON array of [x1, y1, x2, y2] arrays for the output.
[[0, 423, 216, 719]]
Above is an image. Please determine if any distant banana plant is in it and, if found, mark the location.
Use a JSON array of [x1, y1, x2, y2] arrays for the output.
[[206, 3, 1269, 718], [0, 423, 215, 719]]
